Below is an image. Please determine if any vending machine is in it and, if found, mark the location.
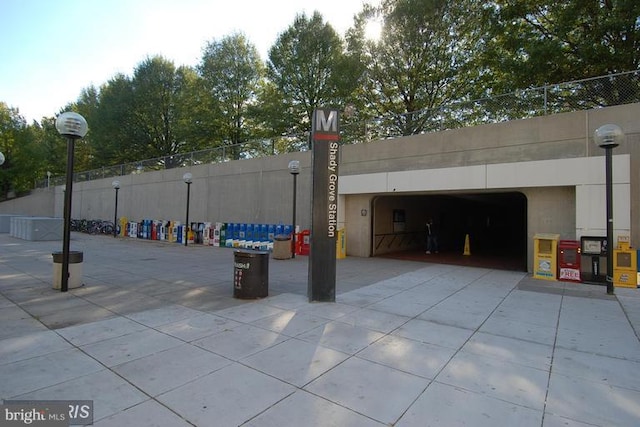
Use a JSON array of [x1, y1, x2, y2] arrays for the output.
[[203, 222, 211, 245], [580, 236, 607, 285]]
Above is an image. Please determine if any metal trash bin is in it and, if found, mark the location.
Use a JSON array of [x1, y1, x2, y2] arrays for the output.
[[272, 234, 291, 260], [52, 251, 84, 290], [233, 249, 269, 299]]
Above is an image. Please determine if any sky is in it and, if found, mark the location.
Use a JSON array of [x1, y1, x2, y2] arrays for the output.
[[0, 0, 370, 124]]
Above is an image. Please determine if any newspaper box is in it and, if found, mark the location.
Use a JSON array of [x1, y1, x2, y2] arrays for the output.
[[558, 240, 581, 283]]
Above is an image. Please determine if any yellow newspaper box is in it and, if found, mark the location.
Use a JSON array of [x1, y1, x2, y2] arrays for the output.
[[613, 238, 637, 288], [533, 233, 559, 280], [169, 221, 180, 243], [336, 228, 346, 259], [118, 217, 128, 237]]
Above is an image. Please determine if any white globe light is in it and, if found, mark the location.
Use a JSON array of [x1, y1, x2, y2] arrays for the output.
[[288, 160, 300, 174], [0, 152, 4, 166], [594, 124, 623, 148], [56, 112, 88, 138]]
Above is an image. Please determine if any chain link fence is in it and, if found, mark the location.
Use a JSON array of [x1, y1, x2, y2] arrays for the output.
[[40, 70, 639, 188], [343, 70, 640, 140]]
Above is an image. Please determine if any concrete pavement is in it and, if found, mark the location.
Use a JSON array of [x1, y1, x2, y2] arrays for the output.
[[1, 232, 640, 426]]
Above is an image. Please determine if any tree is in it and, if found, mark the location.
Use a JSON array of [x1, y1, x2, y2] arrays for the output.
[[43, 58, 207, 174], [198, 33, 265, 159], [346, 0, 484, 137], [267, 11, 355, 149], [70, 86, 100, 171], [482, 0, 640, 91], [35, 117, 68, 188], [129, 56, 185, 164], [250, 79, 296, 154], [0, 103, 48, 197], [91, 74, 137, 167], [172, 65, 211, 155]]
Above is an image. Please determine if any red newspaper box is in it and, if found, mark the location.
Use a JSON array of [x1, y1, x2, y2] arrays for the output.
[[558, 240, 581, 283], [296, 230, 311, 256]]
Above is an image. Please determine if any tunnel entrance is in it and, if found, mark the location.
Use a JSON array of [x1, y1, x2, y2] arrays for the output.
[[373, 192, 528, 271]]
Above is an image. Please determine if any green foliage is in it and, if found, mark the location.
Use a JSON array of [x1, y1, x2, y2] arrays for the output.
[[37, 117, 68, 178], [172, 66, 212, 154], [198, 33, 265, 159], [73, 86, 100, 171], [91, 74, 136, 166], [483, 0, 640, 90], [0, 103, 48, 196], [348, 0, 485, 136], [266, 11, 356, 149], [129, 56, 183, 160]]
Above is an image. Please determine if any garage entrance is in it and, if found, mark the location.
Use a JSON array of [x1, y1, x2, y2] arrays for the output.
[[372, 192, 528, 271]]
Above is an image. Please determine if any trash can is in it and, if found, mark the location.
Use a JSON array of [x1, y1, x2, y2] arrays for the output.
[[52, 251, 84, 290], [272, 234, 292, 260], [233, 250, 269, 299]]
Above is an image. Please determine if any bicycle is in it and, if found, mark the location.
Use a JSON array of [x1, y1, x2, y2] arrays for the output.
[[88, 220, 115, 235]]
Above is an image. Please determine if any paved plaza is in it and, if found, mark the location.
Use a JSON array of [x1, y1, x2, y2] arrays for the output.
[[1, 232, 640, 426]]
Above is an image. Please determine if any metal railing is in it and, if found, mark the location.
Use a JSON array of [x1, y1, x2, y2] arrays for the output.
[[39, 70, 639, 189], [374, 231, 423, 255]]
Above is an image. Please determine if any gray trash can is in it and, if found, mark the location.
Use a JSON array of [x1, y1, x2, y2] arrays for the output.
[[272, 234, 292, 260], [233, 249, 269, 299], [52, 251, 84, 290]]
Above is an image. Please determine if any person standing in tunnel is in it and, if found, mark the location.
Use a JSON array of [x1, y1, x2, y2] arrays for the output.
[[426, 218, 439, 254]]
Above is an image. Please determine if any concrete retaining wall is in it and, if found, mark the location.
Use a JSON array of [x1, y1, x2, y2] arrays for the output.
[[1, 103, 638, 272]]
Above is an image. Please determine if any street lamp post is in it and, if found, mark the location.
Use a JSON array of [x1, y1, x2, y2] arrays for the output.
[[0, 152, 4, 197], [594, 124, 624, 295], [112, 180, 120, 238], [55, 112, 88, 292], [0, 153, 5, 201], [183, 172, 192, 247], [288, 160, 300, 258]]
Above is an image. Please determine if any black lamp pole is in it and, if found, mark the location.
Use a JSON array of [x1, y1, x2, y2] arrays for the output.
[[288, 160, 300, 258], [594, 124, 624, 295], [56, 112, 88, 293], [604, 146, 614, 294], [61, 138, 75, 292], [183, 173, 192, 247], [112, 181, 120, 238]]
